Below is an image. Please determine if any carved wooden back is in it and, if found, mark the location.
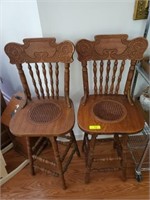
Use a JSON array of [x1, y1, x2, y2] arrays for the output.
[[76, 34, 148, 98], [5, 38, 74, 106]]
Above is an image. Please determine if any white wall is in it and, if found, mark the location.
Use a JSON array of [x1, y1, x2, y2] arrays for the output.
[[37, 0, 149, 138], [37, 0, 148, 40], [0, 0, 42, 101]]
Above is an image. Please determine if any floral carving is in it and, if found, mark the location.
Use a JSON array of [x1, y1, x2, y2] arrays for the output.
[[4, 43, 24, 64], [76, 40, 93, 61], [5, 38, 74, 64], [76, 35, 148, 61], [58, 41, 74, 62]]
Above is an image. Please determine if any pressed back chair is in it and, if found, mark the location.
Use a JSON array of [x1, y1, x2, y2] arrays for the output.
[[76, 34, 148, 183], [5, 38, 80, 189]]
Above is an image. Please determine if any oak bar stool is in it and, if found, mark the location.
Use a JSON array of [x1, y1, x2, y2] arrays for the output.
[[5, 38, 80, 189], [76, 34, 148, 183]]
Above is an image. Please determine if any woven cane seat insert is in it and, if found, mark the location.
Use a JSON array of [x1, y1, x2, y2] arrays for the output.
[[93, 100, 127, 122], [28, 102, 61, 123]]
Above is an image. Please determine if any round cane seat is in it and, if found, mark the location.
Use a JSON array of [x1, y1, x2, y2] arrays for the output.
[[93, 100, 127, 122], [28, 102, 61, 124]]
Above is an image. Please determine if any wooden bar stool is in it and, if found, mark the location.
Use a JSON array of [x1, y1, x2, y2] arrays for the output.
[[5, 38, 80, 189], [76, 34, 148, 183]]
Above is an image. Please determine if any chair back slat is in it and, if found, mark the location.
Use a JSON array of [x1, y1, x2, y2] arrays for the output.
[[35, 63, 45, 99], [115, 60, 125, 94], [110, 60, 118, 94], [93, 60, 97, 95], [55, 62, 59, 98], [5, 38, 74, 105], [49, 63, 54, 98], [42, 63, 50, 98], [105, 60, 111, 94], [76, 35, 148, 101], [99, 60, 104, 94], [28, 63, 40, 99]]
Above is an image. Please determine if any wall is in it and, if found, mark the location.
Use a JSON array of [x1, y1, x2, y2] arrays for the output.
[[0, 0, 42, 101]]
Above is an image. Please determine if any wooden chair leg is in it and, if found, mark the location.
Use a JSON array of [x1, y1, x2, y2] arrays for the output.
[[113, 134, 122, 157], [70, 130, 80, 157], [85, 134, 97, 184], [82, 133, 86, 152], [113, 134, 118, 149], [49, 136, 67, 190], [121, 134, 128, 181], [26, 137, 35, 175], [84, 133, 89, 167], [82, 132, 90, 154]]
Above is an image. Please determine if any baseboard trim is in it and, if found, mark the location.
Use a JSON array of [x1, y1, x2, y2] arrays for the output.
[[0, 159, 29, 186], [1, 91, 11, 103], [2, 143, 13, 154], [75, 134, 83, 141]]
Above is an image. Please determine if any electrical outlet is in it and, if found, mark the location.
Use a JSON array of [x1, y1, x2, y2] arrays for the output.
[[133, 0, 149, 20]]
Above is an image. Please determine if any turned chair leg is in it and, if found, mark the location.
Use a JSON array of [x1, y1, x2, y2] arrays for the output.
[[82, 133, 86, 153], [26, 137, 35, 175], [49, 136, 67, 190], [83, 133, 89, 167], [113, 134, 122, 157], [85, 134, 97, 184], [70, 130, 80, 157], [121, 134, 128, 181], [113, 134, 119, 149]]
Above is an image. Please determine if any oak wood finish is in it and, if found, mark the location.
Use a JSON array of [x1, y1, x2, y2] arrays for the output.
[[4, 38, 80, 189], [76, 34, 148, 183]]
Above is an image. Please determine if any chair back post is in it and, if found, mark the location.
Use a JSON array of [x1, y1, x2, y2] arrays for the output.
[[124, 59, 137, 105], [16, 63, 31, 101], [64, 62, 71, 107], [81, 60, 89, 105], [124, 60, 137, 95]]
